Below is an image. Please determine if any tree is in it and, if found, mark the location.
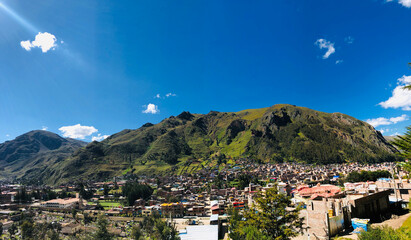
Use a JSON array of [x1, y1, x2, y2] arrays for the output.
[[83, 212, 93, 225], [72, 209, 78, 222], [392, 126, 411, 159], [358, 226, 411, 240], [76, 182, 94, 200], [345, 170, 391, 182], [228, 207, 243, 240], [138, 213, 180, 240], [91, 215, 113, 240], [0, 222, 3, 236], [391, 64, 411, 177], [404, 63, 411, 89], [243, 225, 272, 240], [21, 220, 34, 239], [131, 225, 143, 240], [103, 184, 110, 196], [229, 187, 304, 240], [8, 223, 17, 238], [15, 187, 30, 203], [122, 180, 153, 206], [47, 229, 60, 240]]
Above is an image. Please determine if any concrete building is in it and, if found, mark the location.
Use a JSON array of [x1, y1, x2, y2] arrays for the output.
[[40, 198, 80, 209], [161, 203, 184, 218], [347, 190, 390, 220]]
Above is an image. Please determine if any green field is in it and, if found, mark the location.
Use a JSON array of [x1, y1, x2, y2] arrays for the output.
[[98, 200, 122, 210]]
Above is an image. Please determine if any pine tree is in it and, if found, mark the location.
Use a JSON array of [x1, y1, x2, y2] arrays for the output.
[[229, 187, 304, 240], [392, 126, 411, 159]]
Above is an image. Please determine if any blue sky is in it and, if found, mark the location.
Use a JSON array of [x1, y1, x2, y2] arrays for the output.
[[0, 0, 411, 143]]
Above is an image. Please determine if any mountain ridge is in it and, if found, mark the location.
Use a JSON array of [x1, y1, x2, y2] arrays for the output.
[[43, 104, 399, 184], [0, 105, 400, 184], [0, 130, 87, 182]]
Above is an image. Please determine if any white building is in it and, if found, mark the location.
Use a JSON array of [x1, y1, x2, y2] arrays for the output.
[[40, 198, 80, 209]]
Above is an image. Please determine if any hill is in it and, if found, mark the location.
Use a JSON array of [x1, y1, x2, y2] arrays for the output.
[[43, 104, 399, 184], [0, 130, 87, 182]]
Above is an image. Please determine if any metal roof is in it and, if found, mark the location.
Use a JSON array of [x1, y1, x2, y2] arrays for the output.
[[179, 225, 218, 240]]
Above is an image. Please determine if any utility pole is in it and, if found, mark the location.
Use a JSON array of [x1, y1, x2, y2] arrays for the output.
[[306, 202, 310, 240], [325, 212, 331, 240], [391, 163, 399, 202]]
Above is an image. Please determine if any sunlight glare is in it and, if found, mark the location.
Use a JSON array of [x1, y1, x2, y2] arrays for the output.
[[0, 2, 38, 33]]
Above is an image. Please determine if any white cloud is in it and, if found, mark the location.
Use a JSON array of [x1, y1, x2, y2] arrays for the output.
[[20, 32, 57, 53], [391, 132, 401, 136], [142, 103, 159, 114], [315, 39, 335, 59], [92, 134, 109, 142], [335, 60, 343, 64], [379, 75, 411, 110], [366, 114, 408, 127], [5, 134, 10, 137], [41, 126, 48, 131], [399, 0, 411, 7], [166, 93, 177, 97], [154, 94, 161, 99], [366, 117, 392, 127], [59, 124, 98, 139], [20, 40, 33, 51], [398, 75, 411, 85], [390, 114, 409, 123], [344, 36, 354, 44]]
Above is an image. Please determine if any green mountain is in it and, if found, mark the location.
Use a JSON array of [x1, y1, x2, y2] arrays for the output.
[[42, 104, 398, 184], [0, 130, 87, 182]]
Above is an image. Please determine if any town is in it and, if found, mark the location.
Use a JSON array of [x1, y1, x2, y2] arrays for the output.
[[1, 160, 410, 239]]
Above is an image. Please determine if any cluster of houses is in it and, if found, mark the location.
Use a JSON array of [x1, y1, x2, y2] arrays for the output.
[[0, 161, 410, 239]]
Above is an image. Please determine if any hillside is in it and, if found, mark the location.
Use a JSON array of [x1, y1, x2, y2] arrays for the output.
[[43, 104, 399, 184], [0, 130, 87, 182]]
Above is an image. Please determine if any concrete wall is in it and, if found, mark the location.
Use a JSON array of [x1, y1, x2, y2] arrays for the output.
[[350, 190, 390, 220]]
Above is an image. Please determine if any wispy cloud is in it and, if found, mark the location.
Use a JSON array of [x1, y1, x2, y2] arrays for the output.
[[142, 103, 159, 114], [379, 75, 411, 110], [344, 36, 354, 44], [41, 126, 48, 131], [335, 60, 343, 64], [59, 124, 98, 139], [377, 128, 391, 134], [366, 114, 409, 127], [315, 39, 335, 59], [154, 93, 177, 99], [166, 93, 177, 97]]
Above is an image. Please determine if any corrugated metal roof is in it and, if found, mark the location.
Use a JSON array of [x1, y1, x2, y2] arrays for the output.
[[179, 225, 218, 240]]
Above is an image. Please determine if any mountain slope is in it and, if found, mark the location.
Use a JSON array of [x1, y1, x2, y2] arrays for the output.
[[45, 104, 398, 184], [0, 130, 87, 182]]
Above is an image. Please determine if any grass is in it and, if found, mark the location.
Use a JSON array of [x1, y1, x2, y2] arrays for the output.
[[221, 130, 252, 158], [98, 200, 122, 210], [237, 107, 269, 121], [401, 214, 411, 229]]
